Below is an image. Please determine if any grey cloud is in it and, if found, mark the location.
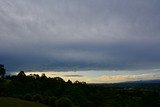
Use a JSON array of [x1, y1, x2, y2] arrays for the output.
[[0, 0, 160, 71], [63, 75, 83, 77]]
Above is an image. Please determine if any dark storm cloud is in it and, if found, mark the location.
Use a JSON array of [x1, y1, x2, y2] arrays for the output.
[[0, 0, 160, 71]]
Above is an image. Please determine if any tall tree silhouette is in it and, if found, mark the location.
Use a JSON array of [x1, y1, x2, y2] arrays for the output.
[[0, 64, 5, 78], [17, 71, 26, 77]]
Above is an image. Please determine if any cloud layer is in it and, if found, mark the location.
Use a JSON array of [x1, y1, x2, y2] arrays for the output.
[[19, 71, 160, 83], [0, 0, 160, 71]]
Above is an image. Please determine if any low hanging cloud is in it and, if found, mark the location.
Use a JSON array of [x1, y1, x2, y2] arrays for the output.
[[63, 75, 83, 77], [0, 0, 160, 71], [94, 73, 160, 83]]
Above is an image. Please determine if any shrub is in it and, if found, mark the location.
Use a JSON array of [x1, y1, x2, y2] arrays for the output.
[[56, 97, 73, 107], [32, 94, 42, 103], [48, 96, 57, 107], [24, 93, 32, 101]]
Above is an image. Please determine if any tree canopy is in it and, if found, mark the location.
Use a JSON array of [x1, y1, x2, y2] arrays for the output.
[[0, 64, 5, 78], [0, 68, 160, 107]]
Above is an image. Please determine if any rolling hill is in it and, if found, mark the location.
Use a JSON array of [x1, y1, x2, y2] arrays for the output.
[[0, 97, 48, 107]]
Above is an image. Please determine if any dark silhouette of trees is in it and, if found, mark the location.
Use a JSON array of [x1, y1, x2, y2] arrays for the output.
[[67, 80, 72, 84], [0, 69, 160, 107], [0, 64, 5, 78], [41, 73, 47, 79]]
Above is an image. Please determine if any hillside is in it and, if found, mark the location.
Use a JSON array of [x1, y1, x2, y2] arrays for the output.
[[0, 97, 48, 107]]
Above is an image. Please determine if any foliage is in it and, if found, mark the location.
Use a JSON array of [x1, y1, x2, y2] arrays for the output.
[[24, 93, 32, 101], [0, 97, 48, 107], [32, 94, 42, 103], [0, 64, 5, 78], [17, 71, 26, 77], [48, 96, 57, 107], [56, 97, 73, 107], [0, 71, 160, 107]]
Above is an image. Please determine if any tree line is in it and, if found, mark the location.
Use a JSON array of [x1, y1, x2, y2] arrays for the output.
[[0, 65, 160, 107]]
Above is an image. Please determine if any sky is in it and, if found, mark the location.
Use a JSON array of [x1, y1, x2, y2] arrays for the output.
[[0, 0, 160, 82], [12, 69, 160, 83]]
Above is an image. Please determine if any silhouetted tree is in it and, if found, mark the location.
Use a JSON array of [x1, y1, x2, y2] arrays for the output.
[[74, 80, 80, 84], [0, 64, 5, 78], [41, 73, 47, 80], [33, 74, 40, 79], [54, 77, 65, 82], [17, 71, 26, 77], [67, 80, 72, 84]]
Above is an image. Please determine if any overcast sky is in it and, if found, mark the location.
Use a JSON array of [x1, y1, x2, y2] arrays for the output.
[[0, 0, 160, 72]]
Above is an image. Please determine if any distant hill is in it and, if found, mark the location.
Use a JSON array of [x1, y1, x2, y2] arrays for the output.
[[126, 79, 160, 83], [0, 97, 48, 107], [90, 79, 160, 88]]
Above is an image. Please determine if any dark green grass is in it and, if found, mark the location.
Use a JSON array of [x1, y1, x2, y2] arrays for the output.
[[0, 97, 48, 107]]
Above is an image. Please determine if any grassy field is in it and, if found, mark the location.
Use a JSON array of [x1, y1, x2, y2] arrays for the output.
[[0, 97, 48, 107]]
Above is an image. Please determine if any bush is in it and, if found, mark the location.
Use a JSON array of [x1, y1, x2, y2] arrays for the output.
[[56, 97, 73, 107], [24, 93, 32, 101], [41, 96, 49, 104], [32, 94, 42, 103], [48, 96, 57, 107]]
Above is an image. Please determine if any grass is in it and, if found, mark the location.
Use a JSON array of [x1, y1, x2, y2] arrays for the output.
[[0, 97, 48, 107]]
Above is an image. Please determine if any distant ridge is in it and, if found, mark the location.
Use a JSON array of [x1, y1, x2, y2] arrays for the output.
[[89, 79, 160, 88]]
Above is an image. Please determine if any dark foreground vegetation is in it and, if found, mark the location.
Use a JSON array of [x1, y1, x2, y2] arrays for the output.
[[0, 71, 160, 107], [0, 97, 48, 107]]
